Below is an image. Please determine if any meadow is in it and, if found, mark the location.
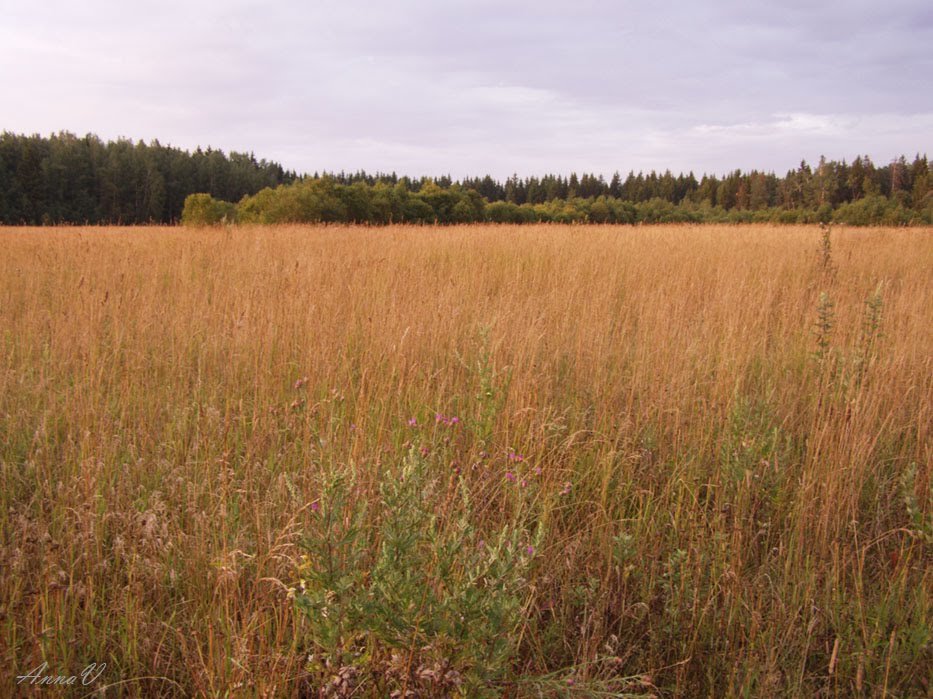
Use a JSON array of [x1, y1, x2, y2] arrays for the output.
[[0, 223, 930, 697]]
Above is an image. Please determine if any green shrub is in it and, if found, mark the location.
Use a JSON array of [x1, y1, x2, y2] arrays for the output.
[[485, 200, 524, 223], [236, 179, 348, 223], [293, 450, 533, 696], [180, 193, 236, 226], [831, 194, 911, 226]]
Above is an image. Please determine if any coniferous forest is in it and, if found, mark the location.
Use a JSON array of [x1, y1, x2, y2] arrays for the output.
[[0, 131, 296, 225], [0, 131, 930, 225]]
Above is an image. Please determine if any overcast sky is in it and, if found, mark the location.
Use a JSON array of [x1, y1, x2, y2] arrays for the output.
[[1, 0, 930, 178]]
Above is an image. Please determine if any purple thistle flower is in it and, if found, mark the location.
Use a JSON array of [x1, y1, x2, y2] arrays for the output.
[[505, 471, 516, 482], [525, 545, 534, 556], [310, 501, 320, 513]]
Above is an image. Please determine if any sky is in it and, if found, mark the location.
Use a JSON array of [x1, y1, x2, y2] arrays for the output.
[[1, 0, 931, 179]]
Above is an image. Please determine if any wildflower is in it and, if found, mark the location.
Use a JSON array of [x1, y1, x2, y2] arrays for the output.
[[420, 446, 430, 457], [508, 450, 524, 463], [407, 417, 418, 427], [505, 471, 516, 482], [310, 501, 320, 513], [520, 478, 528, 488], [294, 376, 308, 390], [525, 545, 534, 556], [533, 466, 542, 476], [560, 481, 572, 495]]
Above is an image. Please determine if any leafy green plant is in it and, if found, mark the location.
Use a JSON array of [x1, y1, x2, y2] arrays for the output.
[[901, 462, 933, 547], [818, 223, 836, 279], [813, 291, 835, 365], [294, 448, 535, 696]]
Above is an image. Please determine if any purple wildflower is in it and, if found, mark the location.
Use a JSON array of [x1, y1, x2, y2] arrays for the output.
[[407, 417, 418, 427], [525, 545, 534, 556], [310, 501, 320, 513], [505, 471, 516, 482]]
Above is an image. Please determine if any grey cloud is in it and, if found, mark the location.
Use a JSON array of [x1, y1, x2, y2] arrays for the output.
[[0, 0, 929, 178]]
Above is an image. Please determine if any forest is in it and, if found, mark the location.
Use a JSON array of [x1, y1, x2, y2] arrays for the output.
[[1, 131, 930, 226], [0, 131, 295, 225]]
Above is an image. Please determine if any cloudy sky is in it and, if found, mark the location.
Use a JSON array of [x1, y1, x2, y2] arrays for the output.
[[1, 0, 930, 178]]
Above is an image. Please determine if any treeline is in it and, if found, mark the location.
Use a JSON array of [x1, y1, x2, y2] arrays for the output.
[[1, 131, 930, 225], [185, 153, 932, 226], [324, 155, 930, 212], [0, 131, 296, 224]]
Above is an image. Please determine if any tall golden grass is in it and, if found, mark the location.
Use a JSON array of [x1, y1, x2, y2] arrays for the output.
[[1, 224, 930, 696]]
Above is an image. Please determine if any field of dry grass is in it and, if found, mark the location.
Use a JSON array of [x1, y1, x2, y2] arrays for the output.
[[1, 223, 930, 697]]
